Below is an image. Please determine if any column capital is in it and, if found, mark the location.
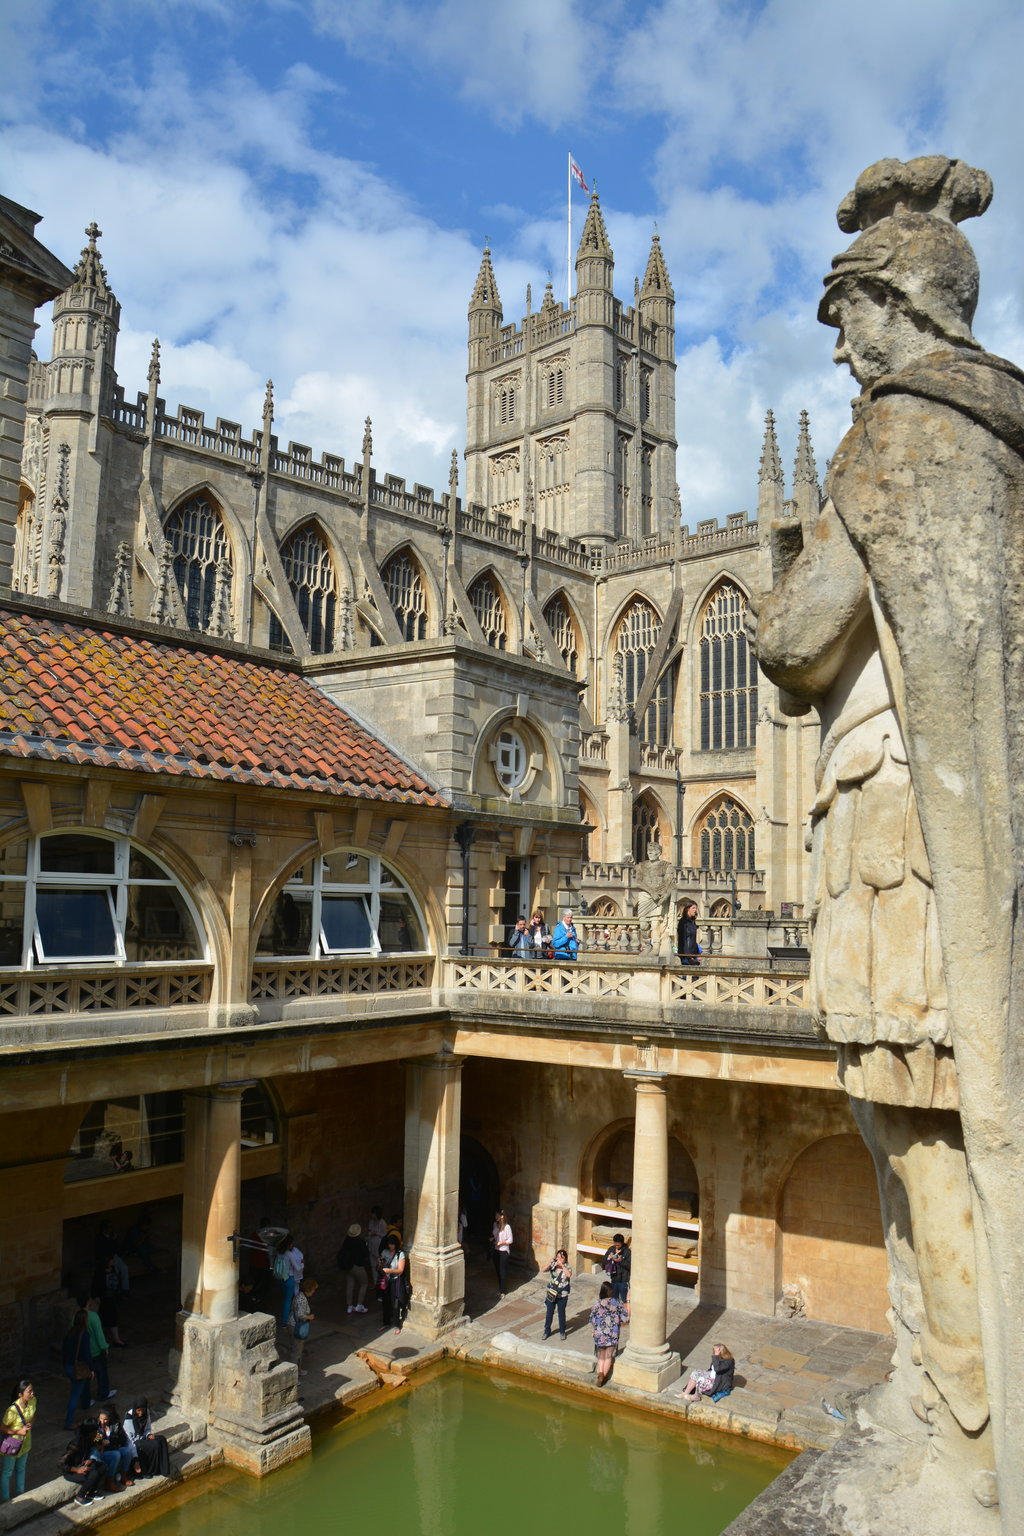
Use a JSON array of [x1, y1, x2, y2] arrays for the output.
[[623, 1069, 667, 1086], [403, 1053, 464, 1074], [185, 1082, 249, 1103]]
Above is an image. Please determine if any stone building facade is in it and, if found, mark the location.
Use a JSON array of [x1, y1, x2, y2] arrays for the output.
[[0, 194, 888, 1481]]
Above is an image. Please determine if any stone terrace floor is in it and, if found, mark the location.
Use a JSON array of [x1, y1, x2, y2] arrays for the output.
[[14, 1249, 893, 1519]]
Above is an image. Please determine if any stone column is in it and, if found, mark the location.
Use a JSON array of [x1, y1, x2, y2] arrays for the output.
[[404, 1053, 465, 1337], [614, 1071, 681, 1392], [171, 1084, 309, 1474]]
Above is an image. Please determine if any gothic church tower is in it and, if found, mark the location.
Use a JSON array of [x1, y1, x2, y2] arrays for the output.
[[464, 191, 678, 547]]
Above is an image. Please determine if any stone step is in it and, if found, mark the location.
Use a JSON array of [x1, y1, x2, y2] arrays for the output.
[[0, 1433, 214, 1532]]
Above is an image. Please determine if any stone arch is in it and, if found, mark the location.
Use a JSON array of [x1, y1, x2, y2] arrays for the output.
[[607, 595, 675, 744], [269, 518, 339, 654], [162, 484, 248, 633], [541, 587, 589, 675], [378, 542, 436, 639], [579, 1118, 702, 1280], [776, 1132, 888, 1332], [588, 896, 620, 918], [688, 574, 758, 753], [579, 787, 603, 864], [471, 704, 564, 807], [632, 787, 671, 865], [690, 791, 756, 872], [465, 566, 519, 651], [601, 589, 664, 659]]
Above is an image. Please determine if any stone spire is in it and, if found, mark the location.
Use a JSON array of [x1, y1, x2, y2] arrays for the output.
[[541, 279, 558, 311], [361, 416, 373, 511], [576, 188, 613, 261], [757, 409, 785, 521], [263, 379, 274, 427], [448, 448, 458, 507], [148, 541, 177, 625], [71, 222, 113, 298], [106, 541, 134, 618], [640, 232, 674, 300], [791, 409, 821, 523], [206, 559, 233, 639], [469, 246, 502, 318], [147, 338, 161, 386]]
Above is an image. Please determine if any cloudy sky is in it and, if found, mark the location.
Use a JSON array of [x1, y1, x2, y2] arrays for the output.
[[4, 0, 1024, 521]]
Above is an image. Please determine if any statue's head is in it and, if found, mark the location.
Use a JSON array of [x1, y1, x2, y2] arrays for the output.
[[819, 157, 992, 386]]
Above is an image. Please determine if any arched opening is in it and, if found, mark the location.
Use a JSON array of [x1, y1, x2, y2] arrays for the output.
[[467, 571, 509, 651], [632, 792, 667, 865], [256, 849, 429, 959], [163, 493, 232, 632], [271, 521, 337, 653], [612, 598, 674, 744], [695, 795, 755, 873], [459, 1134, 500, 1246], [380, 547, 429, 641], [543, 592, 580, 675], [777, 1133, 888, 1332], [578, 1121, 700, 1285], [698, 581, 757, 751]]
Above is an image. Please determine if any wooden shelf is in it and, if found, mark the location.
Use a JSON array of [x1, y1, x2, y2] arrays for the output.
[[575, 1240, 698, 1276], [576, 1201, 699, 1235]]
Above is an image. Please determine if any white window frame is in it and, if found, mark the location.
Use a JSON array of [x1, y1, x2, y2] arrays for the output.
[[276, 851, 429, 959], [2, 832, 209, 970], [495, 728, 527, 791]]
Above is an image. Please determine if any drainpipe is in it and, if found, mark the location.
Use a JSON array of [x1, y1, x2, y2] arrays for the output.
[[454, 822, 476, 955]]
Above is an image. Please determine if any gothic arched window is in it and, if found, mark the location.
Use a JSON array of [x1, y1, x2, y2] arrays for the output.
[[163, 495, 231, 631], [270, 522, 337, 654], [543, 592, 579, 674], [613, 598, 674, 745], [544, 366, 565, 409], [699, 582, 757, 750], [468, 572, 508, 650], [697, 797, 754, 872], [632, 796, 662, 865], [497, 384, 517, 425], [381, 548, 428, 641]]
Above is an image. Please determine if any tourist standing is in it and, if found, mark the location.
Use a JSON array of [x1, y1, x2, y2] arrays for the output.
[[62, 1310, 95, 1430], [275, 1234, 303, 1327], [378, 1235, 409, 1334], [602, 1233, 631, 1302], [367, 1205, 387, 1253], [336, 1224, 372, 1313], [507, 916, 531, 958], [90, 1255, 126, 1348], [528, 911, 551, 954], [552, 910, 578, 961], [677, 901, 700, 965], [79, 1294, 113, 1401], [590, 1281, 629, 1386], [0, 1381, 34, 1502], [540, 1249, 572, 1341], [491, 1209, 513, 1299], [457, 1205, 469, 1247], [291, 1279, 318, 1371]]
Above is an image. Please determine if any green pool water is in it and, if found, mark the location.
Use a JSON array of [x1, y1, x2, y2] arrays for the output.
[[121, 1366, 789, 1536]]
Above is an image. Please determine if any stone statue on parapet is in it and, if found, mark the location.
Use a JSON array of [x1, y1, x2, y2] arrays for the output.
[[632, 840, 677, 962], [752, 155, 1024, 1536]]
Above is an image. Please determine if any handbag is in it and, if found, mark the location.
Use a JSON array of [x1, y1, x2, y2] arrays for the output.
[[272, 1251, 291, 1282], [71, 1332, 93, 1382], [293, 1319, 310, 1339], [0, 1435, 22, 1457]]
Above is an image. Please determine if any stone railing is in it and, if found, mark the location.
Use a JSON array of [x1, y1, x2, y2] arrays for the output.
[[580, 731, 609, 763], [442, 955, 810, 1014], [0, 964, 213, 1017], [533, 530, 593, 569], [576, 917, 652, 953], [456, 506, 524, 549], [250, 956, 435, 1003], [156, 409, 260, 462], [639, 743, 682, 771]]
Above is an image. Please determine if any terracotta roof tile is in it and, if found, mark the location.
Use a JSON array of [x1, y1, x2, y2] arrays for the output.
[[0, 610, 446, 807]]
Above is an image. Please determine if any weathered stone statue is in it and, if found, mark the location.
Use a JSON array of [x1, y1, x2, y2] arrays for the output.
[[753, 156, 1024, 1536], [632, 840, 677, 961]]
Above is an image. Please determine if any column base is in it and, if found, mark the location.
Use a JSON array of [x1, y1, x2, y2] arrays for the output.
[[169, 1311, 310, 1475], [406, 1243, 466, 1339], [614, 1342, 681, 1393]]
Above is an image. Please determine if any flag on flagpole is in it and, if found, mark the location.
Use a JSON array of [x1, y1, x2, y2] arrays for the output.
[[569, 156, 588, 194]]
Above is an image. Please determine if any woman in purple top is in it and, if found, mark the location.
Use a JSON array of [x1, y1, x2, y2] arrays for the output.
[[590, 1280, 629, 1386]]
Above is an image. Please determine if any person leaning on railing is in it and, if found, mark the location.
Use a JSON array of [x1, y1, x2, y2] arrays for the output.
[[551, 910, 578, 961]]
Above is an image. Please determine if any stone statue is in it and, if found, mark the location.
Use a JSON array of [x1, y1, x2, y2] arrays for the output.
[[753, 156, 1024, 1536], [632, 840, 676, 961]]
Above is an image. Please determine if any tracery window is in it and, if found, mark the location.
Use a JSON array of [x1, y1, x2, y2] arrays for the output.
[[468, 572, 508, 650], [640, 369, 652, 422], [497, 383, 517, 425], [544, 366, 565, 409], [543, 592, 579, 674], [0, 833, 206, 968], [699, 583, 757, 750], [256, 851, 426, 958], [698, 797, 754, 873], [613, 598, 673, 745], [270, 521, 337, 653], [632, 796, 662, 865], [164, 495, 231, 631], [380, 548, 428, 640]]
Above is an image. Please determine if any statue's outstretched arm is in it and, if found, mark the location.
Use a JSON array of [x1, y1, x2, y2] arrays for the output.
[[753, 497, 869, 702]]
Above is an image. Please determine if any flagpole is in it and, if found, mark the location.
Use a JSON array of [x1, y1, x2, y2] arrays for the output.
[[567, 150, 572, 310]]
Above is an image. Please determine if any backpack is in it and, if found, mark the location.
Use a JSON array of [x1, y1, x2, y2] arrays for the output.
[[272, 1251, 291, 1282]]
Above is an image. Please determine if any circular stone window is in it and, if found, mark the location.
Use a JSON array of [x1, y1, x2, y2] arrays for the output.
[[495, 727, 528, 792]]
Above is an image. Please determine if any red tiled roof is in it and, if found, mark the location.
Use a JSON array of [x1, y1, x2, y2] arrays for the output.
[[0, 610, 445, 806]]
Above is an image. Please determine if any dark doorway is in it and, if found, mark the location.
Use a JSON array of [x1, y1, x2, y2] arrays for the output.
[[500, 857, 529, 932], [459, 1135, 500, 1244]]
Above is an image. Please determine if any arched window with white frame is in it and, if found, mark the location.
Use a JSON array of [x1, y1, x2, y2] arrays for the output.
[[270, 521, 337, 654], [697, 796, 755, 873], [256, 851, 427, 958], [380, 548, 428, 641], [699, 582, 757, 750], [0, 832, 207, 968], [163, 494, 232, 631], [468, 572, 508, 650]]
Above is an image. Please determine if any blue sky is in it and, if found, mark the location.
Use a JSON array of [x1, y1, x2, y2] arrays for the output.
[[4, 0, 1024, 519]]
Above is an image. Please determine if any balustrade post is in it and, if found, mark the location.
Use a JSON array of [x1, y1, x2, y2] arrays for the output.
[[614, 1067, 681, 1392]]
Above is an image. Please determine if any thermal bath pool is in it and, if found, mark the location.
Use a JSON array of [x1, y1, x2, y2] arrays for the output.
[[107, 1366, 791, 1536]]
